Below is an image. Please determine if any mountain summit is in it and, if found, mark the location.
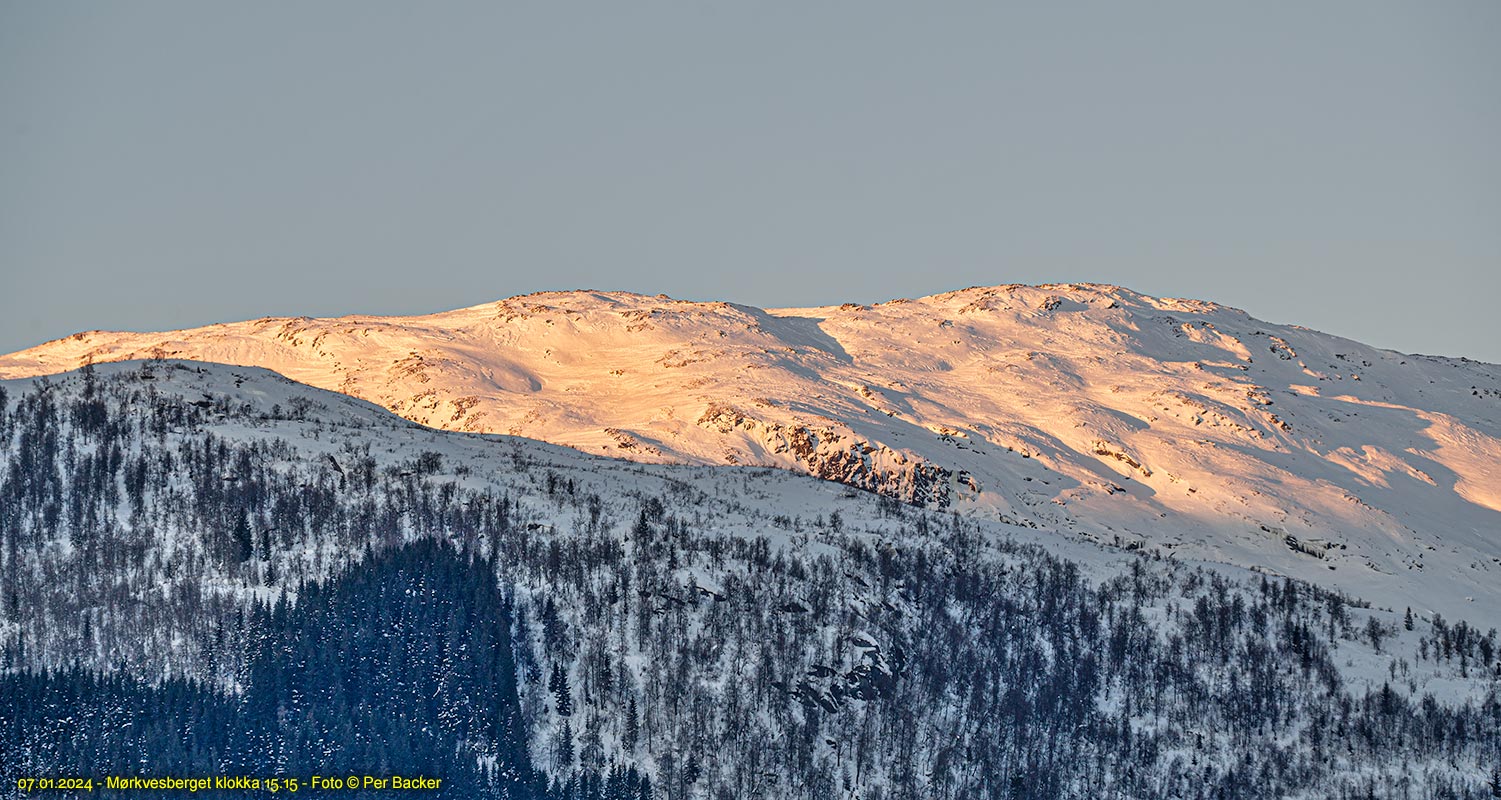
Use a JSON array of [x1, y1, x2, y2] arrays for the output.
[[3, 283, 1498, 617]]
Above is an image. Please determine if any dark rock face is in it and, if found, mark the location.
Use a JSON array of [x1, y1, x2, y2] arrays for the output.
[[698, 404, 956, 508], [791, 646, 906, 714]]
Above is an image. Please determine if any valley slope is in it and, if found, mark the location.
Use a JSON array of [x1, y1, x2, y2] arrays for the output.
[[4, 360, 1498, 799]]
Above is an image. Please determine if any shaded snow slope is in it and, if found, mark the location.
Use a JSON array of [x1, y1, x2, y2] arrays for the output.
[[3, 284, 1498, 620]]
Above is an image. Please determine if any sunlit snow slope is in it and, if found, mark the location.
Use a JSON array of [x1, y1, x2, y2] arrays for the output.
[[4, 283, 1498, 618]]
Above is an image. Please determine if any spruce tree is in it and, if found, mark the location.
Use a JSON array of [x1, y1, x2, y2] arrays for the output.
[[623, 697, 639, 753], [550, 663, 573, 717]]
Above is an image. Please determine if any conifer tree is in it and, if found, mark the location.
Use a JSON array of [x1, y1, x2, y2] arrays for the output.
[[550, 663, 574, 717]]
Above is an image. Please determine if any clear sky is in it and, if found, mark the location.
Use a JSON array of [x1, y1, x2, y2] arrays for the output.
[[3, 2, 1498, 361]]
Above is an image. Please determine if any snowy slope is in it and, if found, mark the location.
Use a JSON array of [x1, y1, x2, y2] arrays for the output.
[[7, 360, 1496, 798], [3, 284, 1498, 621]]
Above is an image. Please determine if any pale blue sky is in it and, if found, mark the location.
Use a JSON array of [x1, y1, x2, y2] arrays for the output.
[[3, 2, 1498, 360]]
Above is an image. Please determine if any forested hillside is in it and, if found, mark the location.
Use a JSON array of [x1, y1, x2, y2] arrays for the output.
[[2, 362, 1498, 798], [3, 540, 586, 798]]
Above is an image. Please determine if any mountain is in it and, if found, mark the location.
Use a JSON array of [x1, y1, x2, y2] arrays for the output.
[[3, 360, 1498, 799], [3, 283, 1498, 621]]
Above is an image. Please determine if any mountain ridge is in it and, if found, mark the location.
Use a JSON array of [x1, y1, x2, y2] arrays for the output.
[[2, 282, 1498, 620]]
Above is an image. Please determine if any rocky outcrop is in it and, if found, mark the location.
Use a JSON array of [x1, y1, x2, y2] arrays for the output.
[[699, 403, 954, 508]]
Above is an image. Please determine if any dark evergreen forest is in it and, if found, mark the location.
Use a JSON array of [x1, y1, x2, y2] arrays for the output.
[[1, 539, 652, 799]]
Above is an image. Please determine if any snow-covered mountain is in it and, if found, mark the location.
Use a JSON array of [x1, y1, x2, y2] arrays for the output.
[[4, 360, 1497, 799], [3, 283, 1498, 621]]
